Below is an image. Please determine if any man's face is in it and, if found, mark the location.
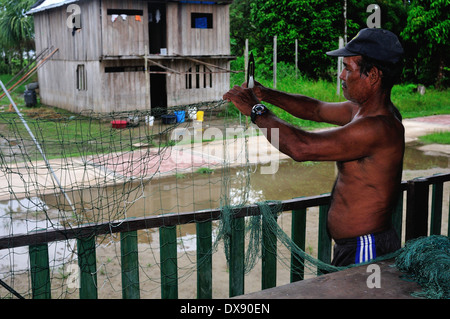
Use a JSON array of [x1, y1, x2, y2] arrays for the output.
[[339, 56, 371, 104]]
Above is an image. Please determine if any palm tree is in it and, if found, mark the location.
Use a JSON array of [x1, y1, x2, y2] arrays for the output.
[[0, 0, 36, 74]]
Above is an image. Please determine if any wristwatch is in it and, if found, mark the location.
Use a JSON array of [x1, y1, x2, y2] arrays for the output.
[[250, 104, 268, 124]]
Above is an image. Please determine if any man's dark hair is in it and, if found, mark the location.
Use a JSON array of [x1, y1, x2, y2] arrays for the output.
[[357, 55, 402, 91]]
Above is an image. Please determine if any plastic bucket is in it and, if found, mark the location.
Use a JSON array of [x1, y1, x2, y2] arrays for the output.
[[174, 110, 185, 123], [111, 120, 127, 129], [188, 107, 197, 120], [145, 115, 154, 126], [196, 111, 204, 122], [162, 114, 176, 124]]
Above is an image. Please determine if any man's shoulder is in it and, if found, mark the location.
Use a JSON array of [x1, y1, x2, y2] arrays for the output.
[[348, 113, 404, 146], [351, 112, 403, 130]]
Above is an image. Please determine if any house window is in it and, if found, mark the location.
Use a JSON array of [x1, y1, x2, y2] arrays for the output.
[[186, 64, 212, 89], [191, 13, 213, 29], [105, 66, 145, 73], [76, 65, 87, 91], [107, 9, 144, 16], [186, 67, 192, 89]]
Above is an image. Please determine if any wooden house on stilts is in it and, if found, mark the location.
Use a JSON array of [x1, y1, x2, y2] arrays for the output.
[[27, 0, 234, 114]]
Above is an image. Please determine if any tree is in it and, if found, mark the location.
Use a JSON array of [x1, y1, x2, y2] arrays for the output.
[[401, 0, 449, 88], [0, 0, 35, 74], [248, 0, 342, 80], [229, 0, 258, 56]]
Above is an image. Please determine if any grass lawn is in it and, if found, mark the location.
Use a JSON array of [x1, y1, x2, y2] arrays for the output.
[[419, 131, 450, 145], [1, 66, 449, 163]]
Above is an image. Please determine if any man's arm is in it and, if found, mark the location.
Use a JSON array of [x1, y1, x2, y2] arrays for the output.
[[254, 110, 386, 162], [252, 82, 357, 126]]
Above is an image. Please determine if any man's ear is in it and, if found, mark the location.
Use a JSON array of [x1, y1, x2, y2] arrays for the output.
[[368, 67, 382, 86]]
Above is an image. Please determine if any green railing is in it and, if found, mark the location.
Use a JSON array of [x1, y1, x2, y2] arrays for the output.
[[0, 173, 449, 299]]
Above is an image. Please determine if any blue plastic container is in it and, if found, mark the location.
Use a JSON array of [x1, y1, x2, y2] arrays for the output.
[[174, 111, 185, 123]]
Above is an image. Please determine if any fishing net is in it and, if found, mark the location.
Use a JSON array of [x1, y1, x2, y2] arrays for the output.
[[1, 92, 325, 299], [0, 82, 448, 299], [395, 235, 450, 299]]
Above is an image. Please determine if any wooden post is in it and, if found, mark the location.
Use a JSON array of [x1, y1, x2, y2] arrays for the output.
[[29, 243, 51, 299], [291, 208, 306, 282], [295, 39, 298, 79], [196, 221, 212, 299], [229, 217, 245, 297], [78, 236, 98, 299], [317, 204, 332, 271], [244, 39, 249, 82], [391, 191, 404, 242], [145, 45, 150, 110], [406, 178, 429, 241], [160, 226, 178, 299], [430, 181, 443, 235], [121, 231, 140, 299], [336, 37, 344, 96], [273, 36, 277, 89], [262, 211, 277, 290]]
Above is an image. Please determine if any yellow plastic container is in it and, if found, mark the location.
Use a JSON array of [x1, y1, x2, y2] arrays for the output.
[[196, 111, 204, 122]]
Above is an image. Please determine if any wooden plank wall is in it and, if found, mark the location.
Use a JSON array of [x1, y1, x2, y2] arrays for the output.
[[166, 59, 230, 107], [33, 0, 232, 113], [37, 60, 102, 112], [101, 60, 148, 112], [34, 0, 101, 61], [166, 2, 230, 56], [34, 0, 103, 113], [101, 0, 149, 57]]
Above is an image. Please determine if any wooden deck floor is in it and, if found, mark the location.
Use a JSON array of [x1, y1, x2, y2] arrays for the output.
[[235, 259, 422, 299]]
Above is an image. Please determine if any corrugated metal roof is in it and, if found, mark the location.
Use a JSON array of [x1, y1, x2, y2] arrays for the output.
[[27, 0, 79, 15]]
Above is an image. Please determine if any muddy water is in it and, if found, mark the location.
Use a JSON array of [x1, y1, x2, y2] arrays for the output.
[[0, 142, 448, 292], [1, 143, 449, 234]]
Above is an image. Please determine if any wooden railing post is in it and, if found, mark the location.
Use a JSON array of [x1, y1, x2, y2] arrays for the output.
[[160, 226, 178, 299], [121, 230, 140, 299], [77, 236, 98, 299], [196, 221, 212, 299], [29, 243, 51, 299], [430, 181, 444, 235], [262, 210, 277, 290], [406, 178, 429, 241], [229, 216, 244, 297], [291, 208, 306, 282], [317, 204, 332, 270], [391, 191, 404, 241]]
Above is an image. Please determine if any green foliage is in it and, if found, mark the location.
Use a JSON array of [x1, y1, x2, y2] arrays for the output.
[[230, 0, 449, 88], [245, 0, 342, 80], [228, 59, 449, 127], [400, 0, 449, 88], [0, 0, 36, 74]]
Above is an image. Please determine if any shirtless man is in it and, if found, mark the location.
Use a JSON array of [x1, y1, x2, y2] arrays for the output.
[[223, 28, 405, 266]]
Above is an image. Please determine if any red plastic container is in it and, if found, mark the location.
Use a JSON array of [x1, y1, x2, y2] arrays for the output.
[[111, 120, 127, 129]]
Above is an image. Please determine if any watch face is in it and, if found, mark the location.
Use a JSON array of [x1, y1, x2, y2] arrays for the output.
[[251, 104, 267, 124], [254, 104, 266, 115]]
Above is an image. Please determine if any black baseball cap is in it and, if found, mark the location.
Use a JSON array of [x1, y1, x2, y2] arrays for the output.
[[326, 28, 404, 64]]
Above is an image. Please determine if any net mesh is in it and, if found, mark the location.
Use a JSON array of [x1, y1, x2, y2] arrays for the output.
[[0, 92, 448, 299], [1, 98, 332, 299]]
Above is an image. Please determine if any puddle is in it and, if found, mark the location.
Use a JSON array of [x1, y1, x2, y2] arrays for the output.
[[0, 142, 448, 280]]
